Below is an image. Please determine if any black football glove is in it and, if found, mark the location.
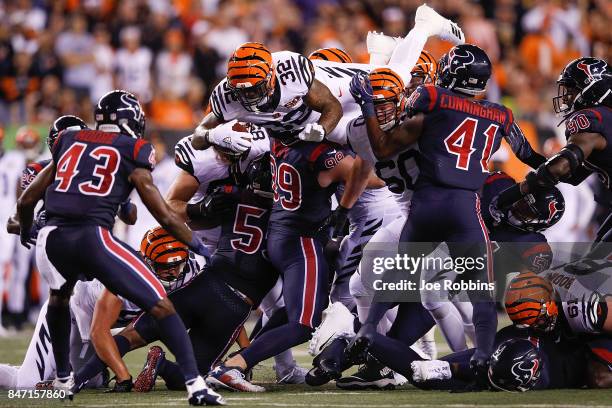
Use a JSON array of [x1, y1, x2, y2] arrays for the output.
[[186, 185, 239, 221], [319, 205, 349, 264], [469, 349, 491, 390]]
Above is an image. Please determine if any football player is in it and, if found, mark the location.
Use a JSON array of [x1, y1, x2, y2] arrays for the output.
[[504, 270, 612, 388], [494, 57, 611, 242], [348, 43, 547, 379], [191, 42, 342, 149], [16, 90, 222, 405]]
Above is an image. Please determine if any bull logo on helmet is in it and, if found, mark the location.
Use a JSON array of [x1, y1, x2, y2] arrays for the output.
[[448, 48, 475, 75], [576, 60, 607, 83]]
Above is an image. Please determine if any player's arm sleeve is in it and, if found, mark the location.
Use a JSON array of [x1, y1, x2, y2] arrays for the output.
[[502, 112, 546, 169], [174, 137, 198, 179], [208, 85, 227, 121], [406, 84, 438, 117], [132, 139, 156, 171], [297, 54, 315, 90]]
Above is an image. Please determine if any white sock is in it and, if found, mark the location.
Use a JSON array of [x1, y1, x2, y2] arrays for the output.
[[0, 364, 18, 389], [387, 24, 431, 84], [451, 300, 476, 344], [273, 349, 296, 375], [426, 303, 467, 352]]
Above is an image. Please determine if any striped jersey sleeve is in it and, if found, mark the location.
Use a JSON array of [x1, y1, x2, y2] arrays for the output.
[[174, 136, 197, 175]]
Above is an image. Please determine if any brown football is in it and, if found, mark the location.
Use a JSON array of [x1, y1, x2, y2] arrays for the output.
[[232, 122, 249, 132]]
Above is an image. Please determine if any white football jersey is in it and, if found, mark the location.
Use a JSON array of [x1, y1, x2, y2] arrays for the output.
[[174, 123, 270, 246], [209, 51, 318, 139], [346, 116, 419, 210], [0, 150, 26, 263], [312, 59, 372, 118], [540, 258, 612, 335]]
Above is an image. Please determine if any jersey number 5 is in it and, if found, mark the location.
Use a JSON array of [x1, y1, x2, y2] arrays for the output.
[[444, 118, 497, 172], [231, 204, 267, 254], [55, 142, 120, 196]]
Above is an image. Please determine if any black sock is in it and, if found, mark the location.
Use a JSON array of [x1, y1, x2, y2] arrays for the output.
[[472, 301, 497, 356], [158, 359, 187, 391], [241, 322, 311, 369], [46, 303, 72, 378], [387, 302, 435, 345], [156, 314, 199, 382], [74, 335, 131, 387]]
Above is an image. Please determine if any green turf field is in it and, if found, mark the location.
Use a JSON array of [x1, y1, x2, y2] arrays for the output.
[[0, 327, 611, 408]]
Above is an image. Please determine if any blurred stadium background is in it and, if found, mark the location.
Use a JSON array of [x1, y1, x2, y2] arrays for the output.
[[0, 0, 610, 329]]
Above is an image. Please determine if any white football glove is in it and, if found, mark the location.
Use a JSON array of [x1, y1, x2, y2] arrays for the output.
[[298, 123, 326, 142], [205, 125, 252, 155]]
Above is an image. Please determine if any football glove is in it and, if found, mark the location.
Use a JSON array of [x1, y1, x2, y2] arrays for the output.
[[469, 349, 491, 389], [298, 123, 326, 142], [186, 186, 239, 221], [205, 126, 252, 155], [349, 72, 375, 118]]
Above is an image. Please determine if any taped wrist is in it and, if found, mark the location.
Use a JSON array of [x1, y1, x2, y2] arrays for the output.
[[361, 101, 375, 118], [556, 143, 585, 175]]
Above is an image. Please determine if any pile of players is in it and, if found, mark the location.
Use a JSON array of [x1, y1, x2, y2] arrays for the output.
[[4, 3, 611, 406]]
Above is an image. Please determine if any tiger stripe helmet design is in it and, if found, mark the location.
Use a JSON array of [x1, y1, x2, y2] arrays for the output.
[[412, 50, 439, 84], [369, 67, 406, 131], [227, 42, 276, 112], [140, 226, 190, 289], [505, 272, 558, 332], [308, 48, 353, 63]]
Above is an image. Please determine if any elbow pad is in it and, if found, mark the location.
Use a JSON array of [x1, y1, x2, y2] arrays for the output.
[[549, 143, 585, 176], [526, 143, 585, 191]]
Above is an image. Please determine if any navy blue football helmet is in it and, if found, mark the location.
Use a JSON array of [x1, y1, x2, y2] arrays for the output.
[[553, 57, 611, 117], [488, 338, 542, 392], [436, 44, 491, 96], [48, 115, 87, 150], [505, 186, 565, 232], [94, 90, 146, 138]]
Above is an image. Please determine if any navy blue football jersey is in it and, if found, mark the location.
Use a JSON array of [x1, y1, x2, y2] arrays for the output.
[[268, 139, 346, 234], [407, 84, 542, 190], [45, 129, 155, 229], [565, 106, 612, 190]]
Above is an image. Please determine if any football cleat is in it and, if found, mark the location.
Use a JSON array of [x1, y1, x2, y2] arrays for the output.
[[52, 374, 75, 400], [206, 365, 265, 392], [187, 376, 226, 406], [411, 360, 452, 382], [276, 364, 308, 384], [134, 345, 166, 392], [415, 4, 464, 44], [105, 377, 133, 393], [309, 302, 356, 357], [366, 31, 400, 65], [336, 356, 399, 390], [305, 366, 333, 387]]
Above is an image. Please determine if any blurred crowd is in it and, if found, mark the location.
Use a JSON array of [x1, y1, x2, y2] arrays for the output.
[[0, 0, 610, 330]]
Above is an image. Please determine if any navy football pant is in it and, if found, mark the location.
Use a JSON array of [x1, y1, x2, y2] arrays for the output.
[[241, 232, 329, 368], [41, 225, 199, 382], [42, 225, 165, 310], [399, 187, 496, 356]]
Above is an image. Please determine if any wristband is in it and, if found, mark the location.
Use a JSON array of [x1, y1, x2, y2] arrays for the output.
[[361, 101, 376, 119]]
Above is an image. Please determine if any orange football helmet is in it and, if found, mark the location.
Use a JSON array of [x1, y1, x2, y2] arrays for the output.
[[141, 226, 190, 289], [369, 67, 406, 131], [308, 48, 353, 63], [504, 272, 558, 332], [407, 50, 439, 94], [227, 42, 276, 112]]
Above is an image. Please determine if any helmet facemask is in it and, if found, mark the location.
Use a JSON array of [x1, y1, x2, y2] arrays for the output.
[[149, 259, 187, 291], [374, 99, 401, 131], [553, 80, 579, 116], [229, 69, 276, 113]]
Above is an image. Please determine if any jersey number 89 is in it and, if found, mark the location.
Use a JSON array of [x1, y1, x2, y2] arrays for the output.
[[270, 156, 302, 211]]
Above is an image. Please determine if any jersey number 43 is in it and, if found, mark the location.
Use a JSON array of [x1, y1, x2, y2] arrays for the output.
[[55, 142, 120, 196]]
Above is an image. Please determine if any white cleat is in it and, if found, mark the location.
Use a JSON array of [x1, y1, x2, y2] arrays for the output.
[[367, 31, 400, 65], [187, 375, 226, 405], [415, 4, 465, 44], [411, 360, 452, 382], [276, 365, 309, 384], [52, 374, 75, 400], [309, 302, 356, 357]]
